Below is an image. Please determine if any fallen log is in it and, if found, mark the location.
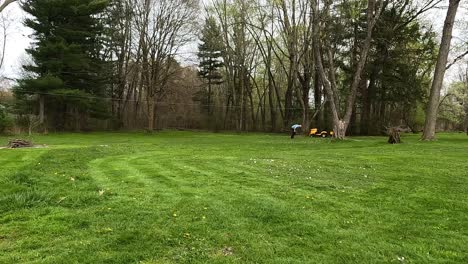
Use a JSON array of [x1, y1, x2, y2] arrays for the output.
[[8, 139, 34, 149]]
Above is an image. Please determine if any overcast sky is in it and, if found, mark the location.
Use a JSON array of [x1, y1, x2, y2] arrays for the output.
[[1, 1, 466, 83], [1, 3, 32, 79]]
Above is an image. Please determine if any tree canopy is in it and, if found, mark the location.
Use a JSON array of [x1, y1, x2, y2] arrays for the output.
[[0, 0, 464, 137], [15, 0, 108, 130]]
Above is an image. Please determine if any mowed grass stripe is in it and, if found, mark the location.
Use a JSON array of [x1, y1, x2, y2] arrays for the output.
[[0, 132, 467, 263]]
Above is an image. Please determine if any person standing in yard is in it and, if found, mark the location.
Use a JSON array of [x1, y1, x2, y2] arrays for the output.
[[291, 124, 302, 139]]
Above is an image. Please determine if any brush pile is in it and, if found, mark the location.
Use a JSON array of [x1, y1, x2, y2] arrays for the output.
[[8, 139, 34, 149]]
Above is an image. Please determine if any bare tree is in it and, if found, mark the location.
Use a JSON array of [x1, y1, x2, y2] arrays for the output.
[[134, 0, 198, 131], [0, 12, 13, 73], [212, 0, 256, 131], [273, 0, 300, 128], [102, 0, 135, 127], [243, 3, 284, 131], [269, 0, 315, 130], [312, 0, 384, 139], [422, 0, 461, 140]]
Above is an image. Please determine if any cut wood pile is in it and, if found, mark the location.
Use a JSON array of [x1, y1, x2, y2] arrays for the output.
[[387, 127, 401, 144], [8, 139, 34, 149]]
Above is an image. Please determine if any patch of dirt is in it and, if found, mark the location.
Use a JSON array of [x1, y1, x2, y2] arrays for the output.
[[1, 145, 48, 150], [222, 247, 234, 256]]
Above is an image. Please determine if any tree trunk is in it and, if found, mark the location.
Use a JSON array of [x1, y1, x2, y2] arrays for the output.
[[300, 74, 312, 134], [75, 107, 80, 131], [223, 93, 232, 130], [464, 103, 468, 135], [313, 70, 322, 128], [148, 98, 155, 131], [239, 71, 245, 131], [268, 75, 276, 132], [39, 95, 45, 124], [28, 120, 32, 136], [284, 84, 293, 128], [208, 78, 212, 115], [350, 105, 358, 135], [334, 119, 347, 140], [422, 0, 460, 140], [366, 68, 378, 135], [249, 84, 256, 131], [302, 94, 310, 134], [360, 78, 369, 135], [261, 86, 266, 131]]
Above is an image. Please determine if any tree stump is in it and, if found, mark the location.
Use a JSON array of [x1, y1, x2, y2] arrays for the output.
[[387, 128, 401, 144], [8, 139, 34, 149]]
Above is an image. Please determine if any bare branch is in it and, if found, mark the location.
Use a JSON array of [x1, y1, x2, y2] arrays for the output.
[[446, 50, 468, 70], [0, 0, 16, 13]]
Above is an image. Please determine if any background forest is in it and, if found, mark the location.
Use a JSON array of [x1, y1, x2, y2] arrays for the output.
[[0, 0, 466, 137]]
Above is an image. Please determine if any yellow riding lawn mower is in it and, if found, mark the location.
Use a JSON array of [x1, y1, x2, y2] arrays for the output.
[[309, 128, 334, 138]]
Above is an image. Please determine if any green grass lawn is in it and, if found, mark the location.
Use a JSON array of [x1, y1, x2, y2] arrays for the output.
[[0, 132, 467, 263]]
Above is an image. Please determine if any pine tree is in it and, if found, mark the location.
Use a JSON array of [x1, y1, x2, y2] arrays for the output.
[[15, 0, 109, 131], [197, 17, 224, 115]]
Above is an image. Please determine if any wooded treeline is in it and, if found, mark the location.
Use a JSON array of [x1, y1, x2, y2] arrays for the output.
[[0, 0, 466, 137]]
